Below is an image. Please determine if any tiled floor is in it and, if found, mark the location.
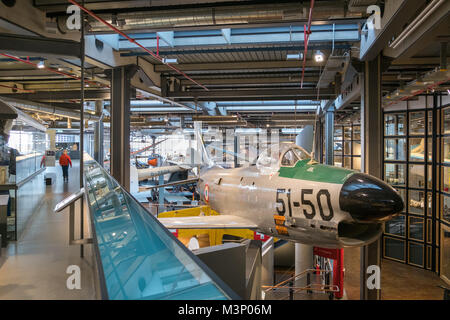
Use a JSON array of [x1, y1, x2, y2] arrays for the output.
[[0, 161, 96, 300], [271, 245, 448, 300], [344, 246, 448, 300]]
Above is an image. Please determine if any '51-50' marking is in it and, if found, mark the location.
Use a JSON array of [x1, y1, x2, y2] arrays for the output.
[[276, 188, 333, 221]]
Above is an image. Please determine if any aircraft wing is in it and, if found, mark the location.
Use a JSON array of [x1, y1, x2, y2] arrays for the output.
[[137, 165, 189, 181], [158, 215, 258, 229]]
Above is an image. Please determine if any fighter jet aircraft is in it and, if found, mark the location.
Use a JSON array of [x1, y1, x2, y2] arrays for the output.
[[156, 128, 404, 249]]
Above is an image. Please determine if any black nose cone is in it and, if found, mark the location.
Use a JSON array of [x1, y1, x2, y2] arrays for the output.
[[339, 173, 404, 223]]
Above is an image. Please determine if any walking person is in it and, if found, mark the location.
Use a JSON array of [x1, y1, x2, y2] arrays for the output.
[[59, 149, 72, 182]]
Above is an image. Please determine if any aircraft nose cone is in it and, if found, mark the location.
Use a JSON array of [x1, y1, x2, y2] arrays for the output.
[[339, 173, 404, 223]]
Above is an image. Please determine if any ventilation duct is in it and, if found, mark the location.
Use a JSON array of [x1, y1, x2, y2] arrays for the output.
[[0, 96, 101, 121], [58, 3, 362, 33]]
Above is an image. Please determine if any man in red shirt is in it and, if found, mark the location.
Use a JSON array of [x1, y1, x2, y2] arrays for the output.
[[59, 149, 72, 182]]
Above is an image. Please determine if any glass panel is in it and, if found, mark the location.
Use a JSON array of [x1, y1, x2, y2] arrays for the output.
[[344, 127, 352, 140], [427, 138, 432, 162], [83, 157, 232, 300], [281, 150, 299, 166], [443, 166, 450, 192], [385, 138, 406, 161], [426, 246, 432, 269], [428, 110, 433, 136], [409, 242, 424, 266], [384, 163, 406, 187], [443, 107, 450, 135], [397, 188, 406, 211], [409, 138, 425, 162], [442, 195, 450, 223], [441, 227, 450, 282], [352, 157, 361, 171], [427, 192, 432, 217], [344, 142, 351, 155], [334, 142, 342, 154], [409, 111, 425, 136], [7, 125, 46, 183], [334, 127, 343, 140], [352, 141, 361, 156], [443, 137, 450, 164], [409, 164, 425, 188], [409, 217, 424, 241], [427, 165, 432, 189], [385, 215, 405, 237], [409, 190, 425, 215], [344, 157, 352, 169], [426, 219, 432, 244], [353, 126, 361, 140], [384, 237, 405, 261], [385, 113, 406, 136], [334, 157, 342, 167]]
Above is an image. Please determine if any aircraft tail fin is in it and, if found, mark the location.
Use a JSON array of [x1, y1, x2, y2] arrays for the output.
[[194, 122, 215, 167]]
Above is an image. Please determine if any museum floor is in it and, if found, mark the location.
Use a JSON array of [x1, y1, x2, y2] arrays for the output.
[[0, 161, 96, 300], [0, 161, 446, 300]]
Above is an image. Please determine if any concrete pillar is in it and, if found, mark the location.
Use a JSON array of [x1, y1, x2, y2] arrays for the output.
[[108, 65, 138, 191], [360, 54, 383, 300], [94, 100, 104, 165]]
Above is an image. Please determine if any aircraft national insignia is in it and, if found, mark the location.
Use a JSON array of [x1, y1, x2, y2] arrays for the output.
[[204, 184, 210, 203]]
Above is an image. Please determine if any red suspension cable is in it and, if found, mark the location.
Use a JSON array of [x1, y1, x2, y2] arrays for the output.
[[68, 0, 209, 91], [301, 0, 315, 88]]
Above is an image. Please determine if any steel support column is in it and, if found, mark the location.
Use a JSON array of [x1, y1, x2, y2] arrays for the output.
[[324, 106, 335, 166], [360, 54, 383, 300], [109, 65, 138, 191], [93, 100, 104, 165]]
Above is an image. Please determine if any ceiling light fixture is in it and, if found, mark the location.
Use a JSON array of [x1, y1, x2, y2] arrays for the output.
[[286, 53, 304, 60], [314, 51, 325, 63], [37, 60, 45, 69], [162, 58, 178, 64]]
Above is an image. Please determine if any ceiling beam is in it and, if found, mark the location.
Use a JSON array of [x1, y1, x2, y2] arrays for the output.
[[155, 60, 325, 73], [166, 88, 335, 100], [1, 90, 111, 101], [0, 33, 81, 59], [179, 76, 319, 85]]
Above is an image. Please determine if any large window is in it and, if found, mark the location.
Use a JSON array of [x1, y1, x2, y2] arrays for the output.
[[383, 109, 437, 270], [333, 123, 361, 170]]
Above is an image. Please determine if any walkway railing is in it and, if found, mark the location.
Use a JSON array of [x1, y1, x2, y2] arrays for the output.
[[55, 155, 237, 300]]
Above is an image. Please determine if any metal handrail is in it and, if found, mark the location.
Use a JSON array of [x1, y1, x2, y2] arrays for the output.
[[262, 268, 339, 298], [54, 188, 85, 213], [54, 187, 92, 257]]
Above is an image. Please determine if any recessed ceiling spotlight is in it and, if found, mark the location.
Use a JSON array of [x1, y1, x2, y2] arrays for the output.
[[314, 51, 325, 63], [37, 60, 45, 69]]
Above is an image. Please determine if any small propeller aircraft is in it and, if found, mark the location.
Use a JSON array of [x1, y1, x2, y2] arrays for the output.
[[155, 129, 404, 248]]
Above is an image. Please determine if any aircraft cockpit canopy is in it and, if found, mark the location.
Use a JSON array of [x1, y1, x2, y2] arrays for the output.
[[256, 143, 311, 175]]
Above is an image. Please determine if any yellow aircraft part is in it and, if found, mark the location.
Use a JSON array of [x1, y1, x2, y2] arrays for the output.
[[159, 205, 257, 246]]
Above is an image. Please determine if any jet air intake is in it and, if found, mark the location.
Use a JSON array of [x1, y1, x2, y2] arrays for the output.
[[339, 173, 404, 223]]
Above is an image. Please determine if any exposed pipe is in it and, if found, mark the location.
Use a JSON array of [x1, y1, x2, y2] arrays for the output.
[[389, 0, 445, 49], [68, 3, 361, 33], [0, 52, 104, 88], [0, 96, 101, 120], [0, 84, 35, 93], [68, 0, 209, 91], [385, 77, 450, 107]]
